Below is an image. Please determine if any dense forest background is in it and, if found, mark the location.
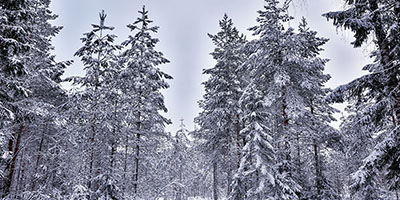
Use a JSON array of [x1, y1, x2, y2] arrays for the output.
[[0, 0, 400, 199]]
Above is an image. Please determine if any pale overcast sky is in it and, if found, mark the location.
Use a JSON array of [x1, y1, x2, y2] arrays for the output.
[[50, 0, 371, 133]]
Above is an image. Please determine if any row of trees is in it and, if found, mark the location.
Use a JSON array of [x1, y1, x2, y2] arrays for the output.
[[0, 0, 187, 199], [196, 0, 339, 199], [1, 0, 400, 199], [195, 0, 400, 199]]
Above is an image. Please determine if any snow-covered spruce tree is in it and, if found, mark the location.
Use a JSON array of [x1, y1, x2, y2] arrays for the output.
[[324, 0, 400, 198], [186, 127, 213, 199], [293, 17, 340, 200], [0, 1, 37, 196], [170, 120, 191, 200], [0, 0, 69, 198], [230, 1, 301, 199], [119, 6, 172, 198], [230, 83, 294, 200], [230, 1, 339, 199], [338, 103, 390, 199], [154, 120, 192, 200], [17, 1, 72, 198], [195, 14, 247, 200], [67, 10, 122, 199]]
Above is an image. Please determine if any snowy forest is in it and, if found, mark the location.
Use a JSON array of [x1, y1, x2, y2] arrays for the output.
[[0, 0, 400, 199]]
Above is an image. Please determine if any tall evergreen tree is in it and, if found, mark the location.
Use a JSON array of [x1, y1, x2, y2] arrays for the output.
[[67, 9, 121, 199], [293, 17, 340, 200], [324, 1, 400, 198], [0, 4, 37, 196], [0, 0, 69, 197], [195, 14, 247, 200], [230, 1, 338, 199], [119, 5, 172, 198]]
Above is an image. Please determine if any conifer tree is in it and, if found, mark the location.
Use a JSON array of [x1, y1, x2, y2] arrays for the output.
[[119, 6, 172, 198], [229, 1, 301, 199], [0, 0, 69, 197], [294, 17, 340, 200], [68, 9, 121, 199], [324, 1, 400, 198], [171, 120, 191, 200], [0, 3, 37, 196], [230, 1, 339, 199], [195, 14, 246, 200]]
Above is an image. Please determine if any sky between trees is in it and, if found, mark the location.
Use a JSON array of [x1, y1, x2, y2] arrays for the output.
[[50, 0, 371, 133]]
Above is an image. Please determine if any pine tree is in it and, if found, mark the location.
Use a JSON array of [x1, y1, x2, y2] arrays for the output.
[[171, 120, 191, 200], [230, 84, 287, 200], [0, 1, 36, 195], [324, 1, 400, 198], [195, 14, 247, 200], [0, 0, 69, 197], [338, 103, 388, 199], [230, 1, 301, 199], [230, 1, 340, 199], [119, 5, 172, 198], [67, 9, 121, 199], [293, 17, 340, 200]]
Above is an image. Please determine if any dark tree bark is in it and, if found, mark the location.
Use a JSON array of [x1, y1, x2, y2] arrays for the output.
[[32, 123, 46, 190], [133, 111, 141, 194], [213, 160, 218, 200], [3, 123, 24, 197], [88, 116, 96, 193]]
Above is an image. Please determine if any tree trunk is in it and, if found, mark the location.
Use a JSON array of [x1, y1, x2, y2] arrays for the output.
[[213, 160, 218, 200], [235, 114, 242, 170], [133, 135, 140, 194], [313, 141, 322, 197], [296, 133, 303, 185], [281, 85, 292, 174], [282, 86, 289, 126], [16, 149, 25, 197], [368, 0, 390, 66], [88, 116, 96, 194], [133, 111, 141, 195], [2, 130, 15, 197], [110, 100, 118, 176], [110, 142, 115, 172], [32, 124, 46, 190], [123, 132, 129, 194], [4, 123, 24, 197]]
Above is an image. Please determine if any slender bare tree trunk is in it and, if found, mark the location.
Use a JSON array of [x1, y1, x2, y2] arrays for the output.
[[88, 116, 96, 194], [235, 114, 242, 170], [133, 111, 141, 195], [123, 131, 129, 194], [296, 134, 301, 175], [32, 123, 46, 190], [1, 129, 15, 197], [281, 85, 292, 173], [213, 160, 218, 200], [15, 149, 25, 197], [5, 123, 24, 197], [313, 140, 322, 197], [110, 100, 118, 177]]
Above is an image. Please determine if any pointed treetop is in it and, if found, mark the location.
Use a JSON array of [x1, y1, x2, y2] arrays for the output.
[[126, 5, 158, 33], [91, 10, 114, 32], [140, 5, 148, 15], [99, 10, 107, 27], [180, 118, 186, 129], [298, 16, 309, 31]]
